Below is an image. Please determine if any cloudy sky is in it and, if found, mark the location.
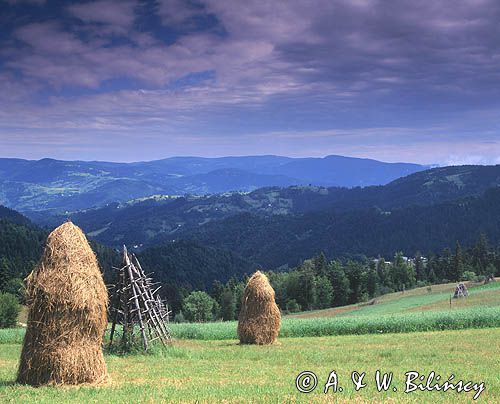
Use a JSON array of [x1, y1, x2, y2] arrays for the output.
[[1, 0, 500, 164]]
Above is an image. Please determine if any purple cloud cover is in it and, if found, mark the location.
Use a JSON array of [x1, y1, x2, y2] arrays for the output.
[[1, 0, 500, 164]]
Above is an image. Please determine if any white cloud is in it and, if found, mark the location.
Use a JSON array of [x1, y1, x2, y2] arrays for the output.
[[67, 0, 137, 34]]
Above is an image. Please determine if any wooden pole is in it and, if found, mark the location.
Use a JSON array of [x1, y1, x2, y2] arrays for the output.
[[132, 254, 171, 344], [124, 247, 149, 351], [108, 266, 124, 347], [108, 245, 171, 351]]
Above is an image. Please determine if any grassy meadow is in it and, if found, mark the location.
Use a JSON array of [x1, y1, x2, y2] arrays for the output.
[[0, 279, 498, 403], [0, 329, 498, 403]]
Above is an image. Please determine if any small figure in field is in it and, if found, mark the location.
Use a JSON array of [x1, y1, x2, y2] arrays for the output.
[[17, 222, 108, 386], [238, 271, 281, 345]]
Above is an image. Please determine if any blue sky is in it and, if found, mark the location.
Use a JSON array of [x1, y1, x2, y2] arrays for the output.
[[1, 0, 500, 164]]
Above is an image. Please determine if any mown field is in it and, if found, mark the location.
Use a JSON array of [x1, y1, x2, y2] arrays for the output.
[[0, 329, 498, 403], [0, 280, 498, 403]]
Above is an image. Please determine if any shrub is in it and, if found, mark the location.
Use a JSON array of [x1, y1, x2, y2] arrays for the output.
[[0, 293, 20, 328], [183, 291, 216, 322], [174, 311, 186, 323], [462, 271, 477, 281], [3, 277, 24, 301], [285, 299, 301, 313]]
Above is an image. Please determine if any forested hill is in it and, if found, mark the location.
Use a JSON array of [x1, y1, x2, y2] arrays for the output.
[[0, 205, 32, 226], [0, 155, 426, 213], [41, 164, 500, 249], [167, 187, 500, 269], [0, 209, 46, 293], [0, 208, 121, 294], [0, 206, 253, 296], [3, 164, 500, 303], [138, 240, 257, 306]]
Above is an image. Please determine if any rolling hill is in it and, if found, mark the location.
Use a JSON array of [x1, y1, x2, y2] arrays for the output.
[[37, 165, 500, 254], [3, 164, 500, 303], [169, 187, 500, 268], [0, 205, 255, 297], [0, 155, 426, 213]]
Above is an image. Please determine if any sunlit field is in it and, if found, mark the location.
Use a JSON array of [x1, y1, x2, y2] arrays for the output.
[[0, 328, 498, 403], [1, 279, 498, 403]]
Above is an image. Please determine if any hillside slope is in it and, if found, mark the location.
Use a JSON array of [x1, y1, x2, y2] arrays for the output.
[[289, 280, 500, 319], [177, 187, 500, 268], [0, 155, 426, 213], [0, 206, 254, 308], [41, 165, 500, 252]]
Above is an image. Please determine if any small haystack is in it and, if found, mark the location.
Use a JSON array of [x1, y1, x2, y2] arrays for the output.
[[484, 274, 496, 284], [237, 271, 281, 345], [17, 222, 108, 386], [453, 282, 469, 298]]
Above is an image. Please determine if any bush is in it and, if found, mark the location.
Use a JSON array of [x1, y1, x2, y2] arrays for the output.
[[285, 299, 301, 313], [174, 310, 186, 323], [183, 291, 217, 322], [462, 271, 477, 281], [0, 293, 20, 328]]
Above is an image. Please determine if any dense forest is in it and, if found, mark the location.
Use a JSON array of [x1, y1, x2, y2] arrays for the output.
[[0, 217, 45, 296], [0, 209, 120, 298], [174, 187, 500, 269]]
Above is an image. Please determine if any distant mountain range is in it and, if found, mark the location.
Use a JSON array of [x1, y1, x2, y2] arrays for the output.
[[0, 155, 427, 213], [32, 165, 500, 268]]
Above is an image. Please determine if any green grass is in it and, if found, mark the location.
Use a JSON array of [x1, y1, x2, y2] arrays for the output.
[[0, 328, 25, 345], [1, 280, 498, 402], [4, 307, 499, 344], [168, 306, 500, 340], [0, 328, 498, 403], [352, 281, 500, 316], [290, 279, 500, 319], [139, 281, 500, 340], [6, 281, 500, 344]]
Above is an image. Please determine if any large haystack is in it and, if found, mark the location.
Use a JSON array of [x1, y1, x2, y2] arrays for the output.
[[17, 222, 108, 386], [238, 271, 281, 345]]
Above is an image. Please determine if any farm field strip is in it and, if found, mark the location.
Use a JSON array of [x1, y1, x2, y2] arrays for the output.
[[2, 306, 499, 344], [4, 282, 499, 343]]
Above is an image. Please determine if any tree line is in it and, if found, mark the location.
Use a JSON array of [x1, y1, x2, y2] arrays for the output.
[[176, 234, 500, 322]]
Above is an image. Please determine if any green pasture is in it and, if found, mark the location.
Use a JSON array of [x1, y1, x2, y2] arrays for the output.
[[0, 328, 498, 403], [0, 279, 497, 402]]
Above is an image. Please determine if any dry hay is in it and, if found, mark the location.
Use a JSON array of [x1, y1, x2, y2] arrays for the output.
[[17, 221, 108, 386], [238, 271, 281, 345]]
